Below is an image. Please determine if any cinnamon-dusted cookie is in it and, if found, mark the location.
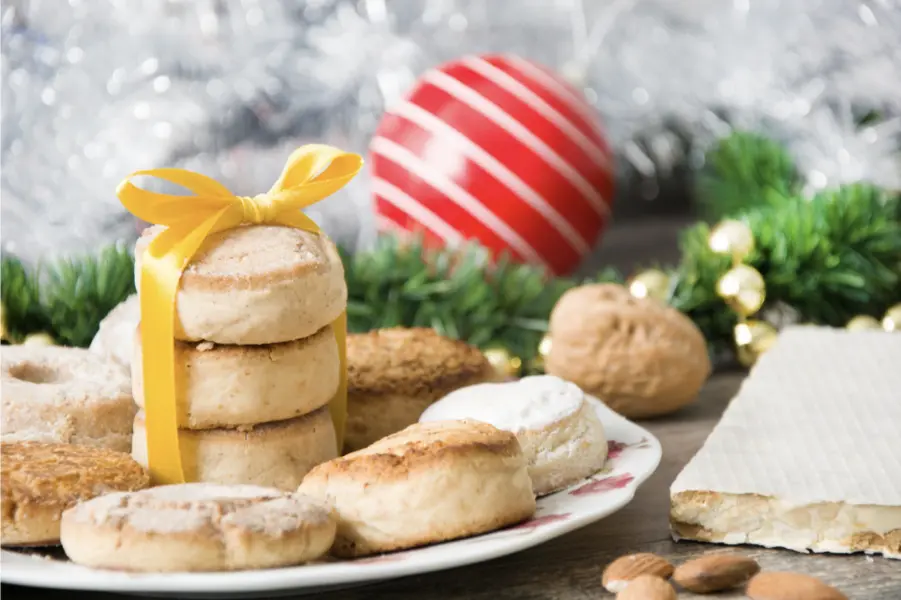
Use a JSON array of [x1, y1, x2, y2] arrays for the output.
[[136, 224, 346, 345], [61, 484, 335, 571], [344, 328, 495, 451], [421, 375, 608, 496], [545, 284, 710, 418], [299, 420, 535, 557], [1, 346, 136, 452], [1, 442, 149, 546], [132, 407, 337, 490], [133, 325, 339, 429]]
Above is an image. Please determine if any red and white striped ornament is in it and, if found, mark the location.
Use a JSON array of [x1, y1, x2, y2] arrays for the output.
[[370, 54, 615, 276]]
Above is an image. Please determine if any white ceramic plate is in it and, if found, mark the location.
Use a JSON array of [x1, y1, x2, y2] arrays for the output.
[[1, 397, 661, 598]]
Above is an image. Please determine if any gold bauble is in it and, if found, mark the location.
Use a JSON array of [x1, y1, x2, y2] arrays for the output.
[[628, 269, 671, 302], [0, 302, 6, 341], [709, 219, 755, 263], [483, 347, 522, 379], [716, 264, 766, 317], [846, 315, 882, 331], [21, 332, 56, 346], [531, 334, 553, 372], [538, 335, 553, 359], [882, 304, 901, 332], [734, 320, 778, 367]]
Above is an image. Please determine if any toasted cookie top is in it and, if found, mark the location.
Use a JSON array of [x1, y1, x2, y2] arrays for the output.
[[1, 441, 149, 509], [347, 328, 493, 397], [303, 420, 520, 482]]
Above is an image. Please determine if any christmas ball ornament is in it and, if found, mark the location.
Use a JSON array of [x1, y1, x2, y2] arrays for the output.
[[537, 335, 553, 360], [734, 320, 778, 367], [483, 346, 522, 379], [531, 334, 553, 372], [846, 315, 882, 331], [22, 332, 56, 346], [882, 304, 901, 332], [716, 264, 766, 316], [708, 219, 755, 263], [0, 302, 6, 341], [628, 269, 671, 303], [371, 54, 615, 276]]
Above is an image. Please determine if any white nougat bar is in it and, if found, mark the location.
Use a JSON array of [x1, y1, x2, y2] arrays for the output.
[[670, 326, 901, 559]]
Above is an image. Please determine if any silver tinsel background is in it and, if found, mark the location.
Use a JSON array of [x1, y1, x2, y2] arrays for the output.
[[2, 0, 901, 265]]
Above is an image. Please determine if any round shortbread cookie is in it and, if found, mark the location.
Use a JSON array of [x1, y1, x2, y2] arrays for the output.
[[1, 346, 136, 452], [135, 224, 346, 345], [299, 420, 536, 557], [61, 483, 335, 571], [420, 375, 608, 496], [344, 328, 495, 452], [1, 441, 149, 546], [132, 326, 339, 429], [89, 294, 139, 370], [132, 407, 337, 490]]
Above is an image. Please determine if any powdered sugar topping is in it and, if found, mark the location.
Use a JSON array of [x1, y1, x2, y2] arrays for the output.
[[420, 375, 585, 433]]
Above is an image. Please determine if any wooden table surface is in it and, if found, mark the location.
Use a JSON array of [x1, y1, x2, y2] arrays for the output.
[[3, 372, 899, 600]]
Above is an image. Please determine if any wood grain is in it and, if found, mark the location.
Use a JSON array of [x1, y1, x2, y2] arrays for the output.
[[3, 372, 898, 600]]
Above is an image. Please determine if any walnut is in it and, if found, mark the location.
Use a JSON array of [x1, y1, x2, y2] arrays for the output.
[[545, 284, 710, 418]]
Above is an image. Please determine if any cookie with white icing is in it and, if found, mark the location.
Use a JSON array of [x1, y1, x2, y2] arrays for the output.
[[89, 294, 139, 370], [132, 407, 337, 490], [420, 375, 608, 496], [299, 420, 535, 557], [61, 483, 335, 571], [1, 346, 136, 452], [136, 225, 346, 345]]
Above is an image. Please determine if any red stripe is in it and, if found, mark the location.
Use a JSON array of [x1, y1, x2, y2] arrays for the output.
[[484, 55, 613, 157], [406, 84, 606, 244], [440, 61, 612, 199], [378, 118, 582, 273], [371, 152, 530, 264], [375, 194, 437, 239]]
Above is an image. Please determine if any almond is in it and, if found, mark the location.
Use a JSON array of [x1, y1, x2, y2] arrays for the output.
[[616, 575, 678, 600], [672, 554, 760, 593], [747, 572, 848, 600], [602, 553, 675, 593]]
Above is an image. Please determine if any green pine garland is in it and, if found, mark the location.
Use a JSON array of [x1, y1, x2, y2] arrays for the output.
[[2, 244, 135, 346], [2, 131, 900, 366]]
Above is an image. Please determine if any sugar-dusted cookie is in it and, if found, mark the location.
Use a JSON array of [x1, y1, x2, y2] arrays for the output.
[[61, 483, 335, 571], [299, 420, 535, 557], [136, 224, 346, 345], [1, 442, 149, 546], [421, 375, 608, 496], [1, 346, 136, 452], [132, 407, 337, 490], [89, 294, 139, 370], [344, 328, 495, 452], [133, 325, 339, 429]]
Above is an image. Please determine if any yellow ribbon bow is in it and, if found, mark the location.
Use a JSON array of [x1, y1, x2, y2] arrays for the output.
[[118, 144, 363, 485]]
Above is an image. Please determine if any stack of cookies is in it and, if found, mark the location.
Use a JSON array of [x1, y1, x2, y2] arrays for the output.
[[131, 224, 346, 490]]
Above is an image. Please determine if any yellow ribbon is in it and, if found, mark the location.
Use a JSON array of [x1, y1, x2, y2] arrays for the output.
[[117, 145, 363, 485]]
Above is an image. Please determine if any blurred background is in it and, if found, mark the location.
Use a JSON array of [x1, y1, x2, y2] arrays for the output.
[[2, 0, 900, 274]]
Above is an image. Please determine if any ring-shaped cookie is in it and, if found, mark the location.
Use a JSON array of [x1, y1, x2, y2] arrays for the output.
[[1, 346, 136, 452]]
